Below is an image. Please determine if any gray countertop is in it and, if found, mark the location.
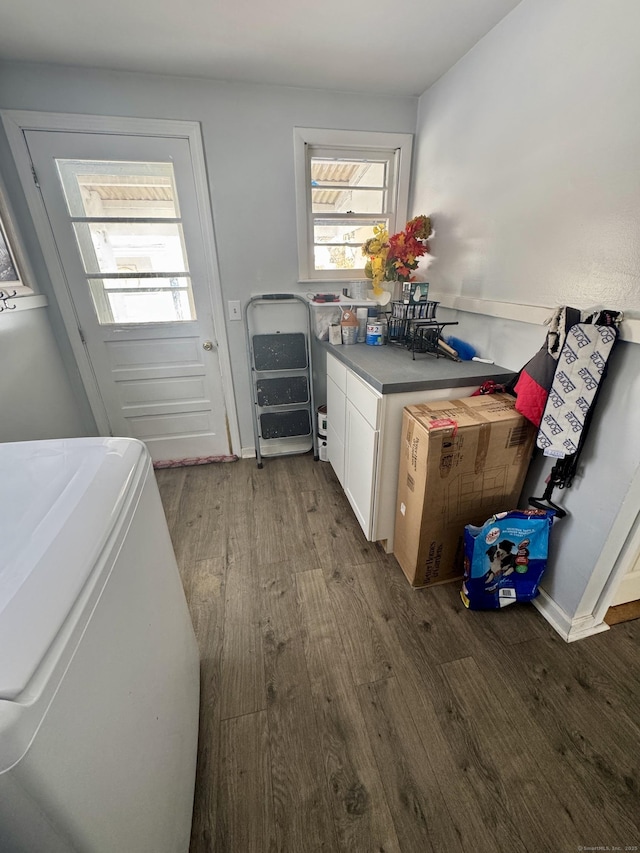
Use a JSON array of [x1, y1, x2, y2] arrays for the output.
[[320, 340, 515, 394]]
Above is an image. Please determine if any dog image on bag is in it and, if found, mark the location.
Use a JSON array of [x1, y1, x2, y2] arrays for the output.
[[484, 539, 517, 588]]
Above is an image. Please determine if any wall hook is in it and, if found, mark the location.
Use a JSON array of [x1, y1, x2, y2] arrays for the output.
[[0, 289, 17, 312]]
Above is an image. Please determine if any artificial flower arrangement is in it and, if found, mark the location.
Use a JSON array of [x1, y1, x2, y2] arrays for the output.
[[362, 215, 433, 297]]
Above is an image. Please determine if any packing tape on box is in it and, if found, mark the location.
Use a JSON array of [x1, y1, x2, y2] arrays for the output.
[[426, 418, 459, 435], [475, 423, 491, 474]]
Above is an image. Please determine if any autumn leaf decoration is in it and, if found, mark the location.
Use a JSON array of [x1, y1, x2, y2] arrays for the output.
[[362, 215, 433, 296]]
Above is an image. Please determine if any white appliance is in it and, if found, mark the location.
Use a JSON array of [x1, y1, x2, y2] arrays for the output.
[[0, 438, 200, 853]]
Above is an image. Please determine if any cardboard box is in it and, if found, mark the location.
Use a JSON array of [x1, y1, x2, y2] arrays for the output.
[[393, 394, 536, 588]]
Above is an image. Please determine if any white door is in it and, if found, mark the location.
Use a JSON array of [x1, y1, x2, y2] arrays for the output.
[[611, 545, 640, 606], [25, 129, 231, 463]]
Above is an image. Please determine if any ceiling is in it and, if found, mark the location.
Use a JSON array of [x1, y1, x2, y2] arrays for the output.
[[0, 0, 522, 97]]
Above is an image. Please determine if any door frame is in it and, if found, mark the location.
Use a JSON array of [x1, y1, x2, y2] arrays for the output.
[[577, 460, 640, 617], [2, 110, 241, 454]]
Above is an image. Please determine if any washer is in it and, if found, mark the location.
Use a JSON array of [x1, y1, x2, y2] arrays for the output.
[[0, 438, 199, 852]]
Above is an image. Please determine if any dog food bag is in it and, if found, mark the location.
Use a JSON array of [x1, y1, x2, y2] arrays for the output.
[[461, 509, 556, 610]]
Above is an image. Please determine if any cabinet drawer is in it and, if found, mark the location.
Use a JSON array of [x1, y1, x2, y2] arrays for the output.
[[327, 354, 347, 393], [346, 371, 380, 429]]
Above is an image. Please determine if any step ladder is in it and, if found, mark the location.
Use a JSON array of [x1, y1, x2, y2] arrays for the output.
[[244, 293, 318, 468]]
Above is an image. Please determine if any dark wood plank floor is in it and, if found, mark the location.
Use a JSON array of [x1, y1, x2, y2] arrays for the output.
[[155, 454, 640, 853]]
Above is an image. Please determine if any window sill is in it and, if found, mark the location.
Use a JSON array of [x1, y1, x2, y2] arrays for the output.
[[297, 279, 368, 285]]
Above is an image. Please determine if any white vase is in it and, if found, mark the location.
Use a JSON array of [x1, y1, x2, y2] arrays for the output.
[[382, 281, 402, 302]]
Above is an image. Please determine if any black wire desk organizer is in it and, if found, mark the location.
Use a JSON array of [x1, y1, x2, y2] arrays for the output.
[[387, 300, 459, 360]]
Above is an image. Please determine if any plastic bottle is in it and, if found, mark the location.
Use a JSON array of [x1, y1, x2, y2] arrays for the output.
[[366, 320, 383, 346], [356, 308, 368, 343]]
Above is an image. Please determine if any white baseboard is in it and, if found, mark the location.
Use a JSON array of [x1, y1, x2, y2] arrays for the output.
[[241, 446, 257, 459], [533, 588, 610, 643]]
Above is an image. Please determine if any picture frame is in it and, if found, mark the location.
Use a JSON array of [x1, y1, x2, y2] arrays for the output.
[[408, 281, 429, 304], [0, 178, 34, 296]]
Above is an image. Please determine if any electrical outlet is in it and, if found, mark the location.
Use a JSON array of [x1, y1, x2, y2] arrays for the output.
[[228, 300, 241, 321]]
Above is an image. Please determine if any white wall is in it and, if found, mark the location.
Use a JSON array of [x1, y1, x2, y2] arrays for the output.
[[411, 0, 640, 623], [0, 62, 417, 450], [413, 0, 640, 310], [0, 305, 91, 441], [0, 152, 94, 441]]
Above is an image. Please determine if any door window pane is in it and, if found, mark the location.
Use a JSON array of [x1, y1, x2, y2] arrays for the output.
[[72, 221, 188, 274], [56, 160, 180, 219], [56, 158, 197, 325], [88, 277, 196, 324]]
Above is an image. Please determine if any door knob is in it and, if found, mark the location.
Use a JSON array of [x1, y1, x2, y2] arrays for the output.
[[202, 340, 215, 351]]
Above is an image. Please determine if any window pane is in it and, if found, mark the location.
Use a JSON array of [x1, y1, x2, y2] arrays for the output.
[[313, 218, 388, 271], [310, 159, 386, 188], [0, 224, 19, 282], [88, 277, 196, 324], [311, 188, 384, 215], [313, 218, 387, 246], [73, 221, 188, 274], [56, 160, 180, 219], [313, 244, 364, 271]]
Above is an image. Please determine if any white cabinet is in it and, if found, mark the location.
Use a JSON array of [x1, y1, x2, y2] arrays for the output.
[[343, 370, 380, 536], [344, 401, 379, 535], [326, 355, 347, 487], [326, 354, 381, 539], [326, 352, 478, 551], [326, 375, 346, 487]]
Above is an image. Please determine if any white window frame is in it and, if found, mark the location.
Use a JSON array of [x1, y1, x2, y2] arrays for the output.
[[293, 127, 413, 282], [0, 172, 36, 297]]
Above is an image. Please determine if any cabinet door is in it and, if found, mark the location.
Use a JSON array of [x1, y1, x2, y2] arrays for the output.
[[326, 375, 346, 486], [327, 353, 347, 393], [346, 371, 380, 428], [344, 401, 379, 539]]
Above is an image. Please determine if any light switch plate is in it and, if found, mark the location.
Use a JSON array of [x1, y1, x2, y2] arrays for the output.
[[228, 300, 241, 321]]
